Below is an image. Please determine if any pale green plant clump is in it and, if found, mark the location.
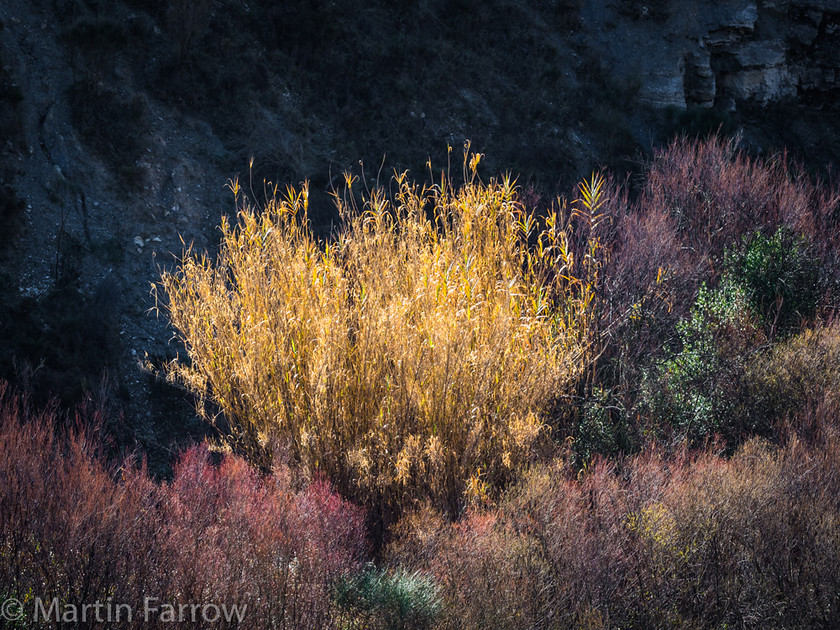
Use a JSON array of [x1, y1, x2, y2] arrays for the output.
[[160, 148, 600, 518]]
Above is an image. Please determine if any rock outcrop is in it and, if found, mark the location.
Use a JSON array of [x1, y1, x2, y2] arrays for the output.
[[585, 0, 840, 111]]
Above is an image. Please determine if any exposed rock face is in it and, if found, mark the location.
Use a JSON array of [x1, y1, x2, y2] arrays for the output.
[[584, 0, 840, 111], [685, 49, 716, 107]]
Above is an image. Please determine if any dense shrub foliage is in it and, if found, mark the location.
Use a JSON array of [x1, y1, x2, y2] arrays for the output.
[[6, 136, 840, 628], [389, 418, 840, 629], [580, 135, 839, 458], [0, 384, 366, 629], [725, 227, 820, 337], [747, 323, 840, 431], [647, 279, 764, 446], [334, 564, 442, 630], [160, 151, 598, 521]]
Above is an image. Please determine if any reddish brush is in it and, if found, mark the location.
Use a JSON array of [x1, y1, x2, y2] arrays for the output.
[[0, 383, 366, 629], [390, 437, 840, 629]]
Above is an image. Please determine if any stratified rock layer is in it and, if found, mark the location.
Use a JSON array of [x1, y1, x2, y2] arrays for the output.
[[585, 0, 840, 110]]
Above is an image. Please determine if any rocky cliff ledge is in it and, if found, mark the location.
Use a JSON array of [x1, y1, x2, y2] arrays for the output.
[[585, 0, 839, 111]]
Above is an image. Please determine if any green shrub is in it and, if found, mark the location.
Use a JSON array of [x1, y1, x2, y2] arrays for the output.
[[335, 564, 442, 630], [725, 227, 819, 338], [638, 222, 823, 446], [647, 279, 764, 445], [571, 386, 628, 466]]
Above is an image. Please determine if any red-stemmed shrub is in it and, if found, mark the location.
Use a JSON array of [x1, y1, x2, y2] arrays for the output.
[[0, 383, 160, 623], [570, 136, 840, 458], [162, 444, 367, 629], [0, 383, 367, 629], [390, 432, 840, 629]]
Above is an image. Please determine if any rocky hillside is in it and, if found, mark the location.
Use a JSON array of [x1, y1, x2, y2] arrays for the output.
[[0, 0, 837, 473]]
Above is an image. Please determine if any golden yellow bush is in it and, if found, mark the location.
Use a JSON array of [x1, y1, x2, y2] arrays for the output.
[[159, 149, 598, 517]]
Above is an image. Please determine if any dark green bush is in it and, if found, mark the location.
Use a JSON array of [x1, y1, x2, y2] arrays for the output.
[[638, 226, 820, 447], [647, 279, 764, 446], [725, 227, 819, 338], [571, 386, 628, 466]]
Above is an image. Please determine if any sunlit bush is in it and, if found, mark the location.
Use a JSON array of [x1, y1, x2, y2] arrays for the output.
[[160, 149, 595, 520]]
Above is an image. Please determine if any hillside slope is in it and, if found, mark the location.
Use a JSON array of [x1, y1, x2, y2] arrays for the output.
[[0, 0, 837, 472]]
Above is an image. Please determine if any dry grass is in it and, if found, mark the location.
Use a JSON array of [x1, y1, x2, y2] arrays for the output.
[[159, 148, 597, 520], [748, 321, 840, 436]]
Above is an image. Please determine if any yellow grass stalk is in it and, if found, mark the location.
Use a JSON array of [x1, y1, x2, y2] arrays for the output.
[[159, 150, 599, 518]]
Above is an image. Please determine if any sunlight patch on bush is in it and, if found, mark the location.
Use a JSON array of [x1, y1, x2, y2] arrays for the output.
[[160, 148, 597, 518]]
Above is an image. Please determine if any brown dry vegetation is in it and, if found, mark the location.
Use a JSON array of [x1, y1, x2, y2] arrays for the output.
[[389, 409, 840, 629]]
